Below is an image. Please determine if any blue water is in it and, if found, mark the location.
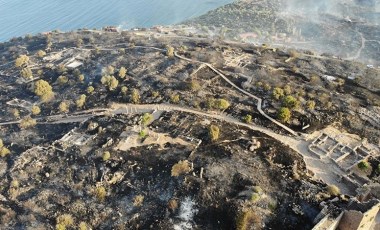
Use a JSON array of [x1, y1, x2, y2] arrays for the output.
[[0, 0, 232, 42]]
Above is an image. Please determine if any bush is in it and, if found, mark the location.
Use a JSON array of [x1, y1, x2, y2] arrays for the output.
[[78, 222, 88, 230], [250, 193, 260, 203], [209, 125, 220, 141], [31, 105, 41, 115], [171, 160, 191, 177], [78, 74, 85, 82], [327, 185, 340, 196], [139, 130, 148, 139], [188, 80, 201, 91], [358, 161, 370, 170], [278, 107, 291, 123], [121, 86, 128, 96], [102, 65, 115, 75], [19, 117, 37, 129]]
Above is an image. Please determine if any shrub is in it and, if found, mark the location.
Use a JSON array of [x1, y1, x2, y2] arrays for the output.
[[171, 160, 191, 177], [278, 107, 291, 123], [11, 108, 20, 119], [95, 186, 106, 202], [377, 164, 380, 173], [214, 99, 230, 110], [31, 105, 41, 115], [102, 151, 110, 161], [358, 161, 370, 170], [327, 185, 340, 196], [243, 114, 252, 123], [209, 125, 220, 141], [188, 80, 201, 91], [19, 117, 37, 129], [133, 195, 144, 207], [283, 85, 292, 95]]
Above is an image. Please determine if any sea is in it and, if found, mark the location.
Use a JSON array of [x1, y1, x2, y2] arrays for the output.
[[0, 0, 233, 42]]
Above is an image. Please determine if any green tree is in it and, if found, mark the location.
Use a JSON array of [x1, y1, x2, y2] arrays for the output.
[[358, 161, 370, 170], [166, 46, 175, 57], [101, 75, 119, 91], [59, 101, 69, 113], [170, 94, 180, 104], [87, 86, 94, 94], [272, 87, 284, 100], [76, 94, 86, 109], [103, 65, 115, 75], [119, 67, 127, 78], [31, 105, 41, 115], [141, 113, 153, 126], [282, 95, 299, 109], [34, 79, 54, 102], [243, 114, 252, 123], [131, 89, 140, 104], [21, 67, 33, 79], [209, 125, 220, 141], [19, 117, 37, 129], [15, 55, 29, 68], [214, 99, 230, 110], [306, 100, 316, 110], [57, 75, 69, 85], [37, 50, 46, 58], [0, 139, 11, 157], [121, 86, 128, 96], [278, 107, 291, 123], [102, 151, 111, 161]]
